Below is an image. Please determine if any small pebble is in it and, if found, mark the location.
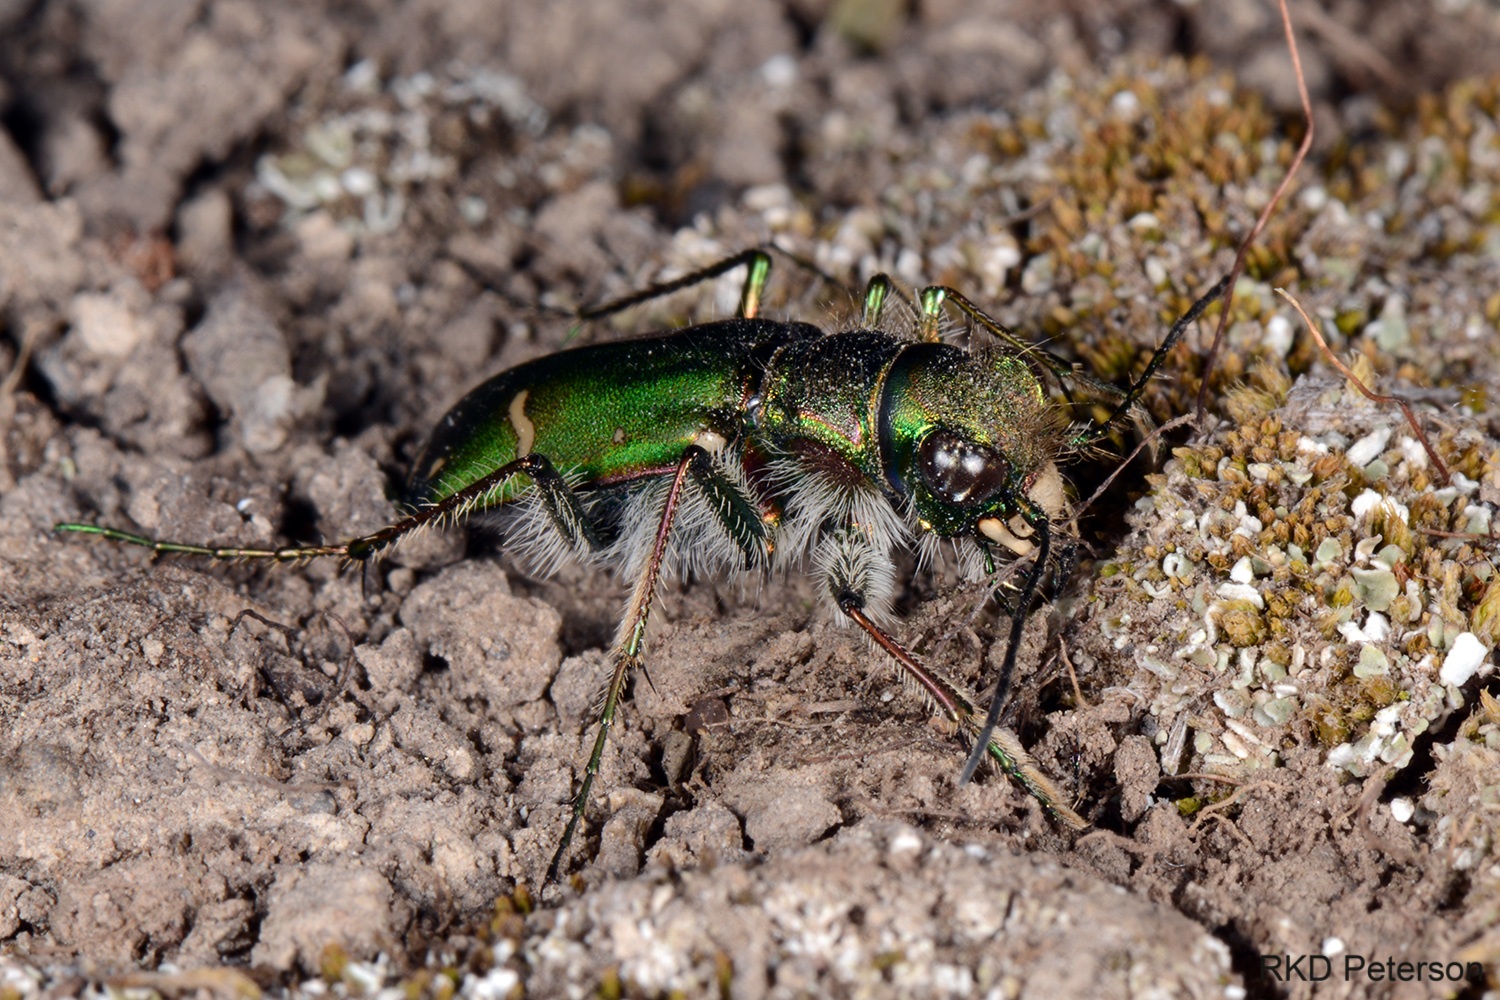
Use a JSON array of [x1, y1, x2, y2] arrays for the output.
[[1439, 632, 1489, 686]]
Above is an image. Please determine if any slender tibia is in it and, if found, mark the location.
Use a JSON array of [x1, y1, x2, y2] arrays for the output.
[[917, 286, 946, 343], [55, 453, 590, 565], [838, 594, 1085, 829], [1070, 275, 1231, 447], [919, 284, 1065, 369], [350, 453, 601, 559], [961, 508, 1051, 786], [50, 524, 347, 562], [545, 446, 703, 885], [861, 275, 894, 328], [524, 456, 607, 553], [575, 249, 773, 325]]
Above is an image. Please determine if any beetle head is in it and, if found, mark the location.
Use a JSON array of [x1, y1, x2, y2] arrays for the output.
[[881, 344, 1067, 546]]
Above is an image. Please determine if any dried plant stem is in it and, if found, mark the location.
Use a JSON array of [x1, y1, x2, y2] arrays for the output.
[[1194, 0, 1314, 424], [1276, 288, 1452, 486]]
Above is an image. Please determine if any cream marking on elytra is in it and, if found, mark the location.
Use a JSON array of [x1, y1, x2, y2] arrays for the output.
[[509, 390, 536, 457], [692, 428, 728, 454]]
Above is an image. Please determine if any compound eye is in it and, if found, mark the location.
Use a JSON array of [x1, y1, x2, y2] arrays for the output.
[[917, 429, 1010, 507]]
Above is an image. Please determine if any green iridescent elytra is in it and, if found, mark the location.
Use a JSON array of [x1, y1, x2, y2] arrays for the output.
[[407, 319, 821, 507]]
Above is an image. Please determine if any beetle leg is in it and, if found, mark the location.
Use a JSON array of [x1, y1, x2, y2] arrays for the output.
[[826, 527, 1085, 830], [56, 453, 600, 565], [683, 447, 771, 570], [1068, 276, 1230, 446], [575, 249, 774, 326], [546, 446, 705, 885], [518, 455, 607, 555], [345, 452, 604, 560], [1053, 533, 1078, 591], [960, 505, 1051, 785], [860, 274, 894, 328]]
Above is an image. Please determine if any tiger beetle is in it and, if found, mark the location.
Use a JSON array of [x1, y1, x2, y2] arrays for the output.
[[56, 247, 1228, 884]]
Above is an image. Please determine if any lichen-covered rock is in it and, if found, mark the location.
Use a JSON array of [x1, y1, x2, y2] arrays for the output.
[[1071, 371, 1498, 790]]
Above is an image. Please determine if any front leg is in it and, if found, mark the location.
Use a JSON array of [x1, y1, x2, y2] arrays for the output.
[[820, 526, 1086, 830]]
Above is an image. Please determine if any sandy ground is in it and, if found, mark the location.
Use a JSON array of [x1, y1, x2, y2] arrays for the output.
[[3, 1, 1500, 998]]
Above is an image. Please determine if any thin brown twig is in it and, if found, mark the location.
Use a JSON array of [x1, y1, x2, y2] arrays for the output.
[[1173, 771, 1246, 786], [1341, 767, 1423, 867], [1194, 0, 1314, 424], [961, 558, 1028, 634], [1075, 827, 1171, 856], [0, 321, 36, 399], [1337, 766, 1395, 826], [1418, 527, 1498, 542], [1276, 288, 1452, 486], [229, 608, 296, 641], [228, 608, 359, 726], [301, 610, 357, 726], [1293, 3, 1402, 91], [1201, 810, 1255, 849], [1190, 779, 1281, 831], [793, 698, 863, 716], [1057, 635, 1088, 708], [1447, 813, 1480, 870], [0, 320, 39, 493], [992, 195, 1055, 230]]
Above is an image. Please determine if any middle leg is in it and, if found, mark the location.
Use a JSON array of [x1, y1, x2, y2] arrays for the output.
[[544, 444, 770, 883]]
